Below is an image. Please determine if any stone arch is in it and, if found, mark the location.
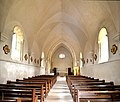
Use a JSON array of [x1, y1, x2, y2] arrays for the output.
[[2, 21, 30, 62], [94, 18, 117, 61], [45, 40, 77, 74], [3, 21, 25, 38]]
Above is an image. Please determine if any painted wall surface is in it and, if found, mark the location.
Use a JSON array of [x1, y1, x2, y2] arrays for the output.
[[0, 60, 40, 84], [81, 59, 120, 84]]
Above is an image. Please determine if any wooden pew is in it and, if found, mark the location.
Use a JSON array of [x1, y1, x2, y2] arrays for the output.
[[0, 98, 22, 102], [25, 78, 51, 90], [73, 84, 116, 102], [67, 76, 103, 99], [0, 88, 37, 102], [16, 98, 21, 102], [18, 75, 57, 93], [70, 81, 114, 97], [30, 75, 57, 87], [66, 75, 106, 91], [6, 81, 44, 102], [25, 76, 54, 88], [77, 90, 120, 102], [0, 75, 57, 102], [15, 75, 57, 98], [16, 79, 48, 97], [66, 75, 120, 102]]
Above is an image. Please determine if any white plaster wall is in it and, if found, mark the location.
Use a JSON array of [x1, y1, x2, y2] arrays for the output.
[[0, 60, 40, 84], [40, 67, 45, 75], [81, 59, 120, 84]]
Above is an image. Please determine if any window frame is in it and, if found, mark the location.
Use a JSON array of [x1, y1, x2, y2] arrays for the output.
[[98, 27, 109, 63], [11, 26, 24, 61]]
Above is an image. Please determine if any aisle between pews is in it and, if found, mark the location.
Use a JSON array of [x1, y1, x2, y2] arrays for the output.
[[45, 76, 73, 102]]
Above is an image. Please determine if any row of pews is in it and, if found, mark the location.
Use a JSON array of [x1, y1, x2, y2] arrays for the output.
[[0, 75, 57, 102], [66, 75, 120, 102]]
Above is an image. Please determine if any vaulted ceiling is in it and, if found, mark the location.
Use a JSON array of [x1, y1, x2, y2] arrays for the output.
[[0, 0, 120, 58]]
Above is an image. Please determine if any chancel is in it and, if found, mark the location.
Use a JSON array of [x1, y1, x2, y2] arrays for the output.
[[0, 0, 120, 102]]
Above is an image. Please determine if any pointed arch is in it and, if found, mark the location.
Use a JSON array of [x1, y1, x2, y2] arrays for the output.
[[11, 25, 24, 61], [98, 27, 109, 63], [46, 40, 77, 67]]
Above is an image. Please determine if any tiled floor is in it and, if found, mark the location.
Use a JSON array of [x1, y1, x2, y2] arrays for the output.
[[45, 76, 73, 102]]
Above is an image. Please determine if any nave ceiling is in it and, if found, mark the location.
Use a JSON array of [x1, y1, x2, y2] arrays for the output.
[[0, 0, 120, 59]]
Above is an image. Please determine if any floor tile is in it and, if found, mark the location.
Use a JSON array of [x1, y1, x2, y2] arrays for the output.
[[45, 76, 73, 102]]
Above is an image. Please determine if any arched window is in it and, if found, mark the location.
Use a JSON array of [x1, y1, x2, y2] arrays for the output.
[[98, 27, 109, 63], [80, 52, 83, 67], [41, 52, 45, 67], [59, 53, 65, 59], [11, 26, 24, 61]]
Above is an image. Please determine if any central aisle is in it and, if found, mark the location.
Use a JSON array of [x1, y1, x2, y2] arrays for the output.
[[45, 76, 73, 102]]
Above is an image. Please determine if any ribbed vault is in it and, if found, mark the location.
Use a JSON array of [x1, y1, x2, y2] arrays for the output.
[[0, 0, 119, 63]]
